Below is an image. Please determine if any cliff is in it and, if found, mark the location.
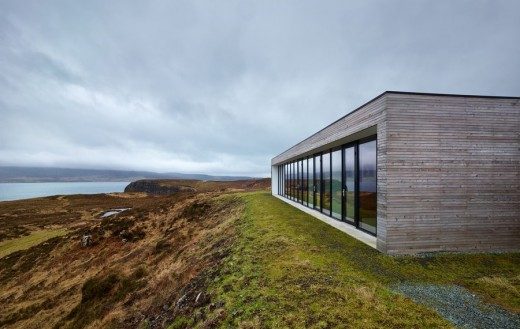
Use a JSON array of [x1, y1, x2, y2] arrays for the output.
[[124, 180, 197, 195]]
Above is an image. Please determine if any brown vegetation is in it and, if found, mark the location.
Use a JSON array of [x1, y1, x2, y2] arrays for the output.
[[0, 179, 267, 328]]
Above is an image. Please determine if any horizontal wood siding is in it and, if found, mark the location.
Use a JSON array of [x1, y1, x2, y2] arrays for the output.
[[271, 92, 519, 254], [385, 94, 520, 254]]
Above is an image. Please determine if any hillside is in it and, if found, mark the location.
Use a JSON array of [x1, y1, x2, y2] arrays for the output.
[[0, 181, 519, 328], [124, 179, 271, 195], [0, 166, 255, 183]]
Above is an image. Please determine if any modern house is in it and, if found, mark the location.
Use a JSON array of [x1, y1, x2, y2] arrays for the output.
[[271, 91, 520, 255]]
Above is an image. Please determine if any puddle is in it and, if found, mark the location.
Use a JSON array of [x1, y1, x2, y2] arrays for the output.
[[101, 208, 130, 218]]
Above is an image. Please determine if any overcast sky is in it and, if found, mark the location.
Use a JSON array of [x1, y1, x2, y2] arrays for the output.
[[1, 1, 519, 176]]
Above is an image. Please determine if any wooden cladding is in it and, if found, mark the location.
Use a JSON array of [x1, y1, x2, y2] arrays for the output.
[[272, 92, 520, 254]]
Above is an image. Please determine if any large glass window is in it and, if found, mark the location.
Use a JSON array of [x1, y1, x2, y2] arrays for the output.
[[281, 165, 284, 196], [322, 152, 331, 214], [314, 155, 321, 210], [287, 163, 292, 199], [344, 146, 356, 223], [308, 157, 314, 207], [281, 166, 283, 196], [278, 136, 377, 237], [285, 164, 288, 197], [359, 140, 377, 234], [302, 159, 308, 206], [331, 149, 342, 219], [297, 160, 302, 202], [294, 161, 298, 201], [291, 161, 295, 200]]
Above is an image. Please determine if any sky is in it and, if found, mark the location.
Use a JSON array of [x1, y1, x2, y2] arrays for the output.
[[1, 1, 519, 177]]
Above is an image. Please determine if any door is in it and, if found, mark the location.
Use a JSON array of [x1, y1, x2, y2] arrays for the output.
[[343, 145, 356, 224]]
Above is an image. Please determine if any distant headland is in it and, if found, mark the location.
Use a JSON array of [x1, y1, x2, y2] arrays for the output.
[[0, 166, 256, 183]]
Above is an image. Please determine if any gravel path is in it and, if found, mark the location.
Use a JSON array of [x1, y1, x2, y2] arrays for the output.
[[393, 283, 520, 329]]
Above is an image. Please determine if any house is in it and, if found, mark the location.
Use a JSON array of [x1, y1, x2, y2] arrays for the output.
[[270, 91, 520, 254]]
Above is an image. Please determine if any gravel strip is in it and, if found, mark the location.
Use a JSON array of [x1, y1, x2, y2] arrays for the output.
[[393, 283, 520, 329]]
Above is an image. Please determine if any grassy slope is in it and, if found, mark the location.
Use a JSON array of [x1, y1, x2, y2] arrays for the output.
[[206, 192, 520, 328], [0, 229, 68, 258]]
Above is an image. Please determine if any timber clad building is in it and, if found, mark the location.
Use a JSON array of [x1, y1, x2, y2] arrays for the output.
[[270, 91, 520, 255]]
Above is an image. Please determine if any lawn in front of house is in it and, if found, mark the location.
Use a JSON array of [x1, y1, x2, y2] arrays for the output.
[[208, 192, 519, 328]]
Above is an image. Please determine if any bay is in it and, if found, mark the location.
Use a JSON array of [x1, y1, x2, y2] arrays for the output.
[[0, 182, 130, 202]]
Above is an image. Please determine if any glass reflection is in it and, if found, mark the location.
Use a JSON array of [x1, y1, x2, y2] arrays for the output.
[[359, 140, 377, 234], [322, 152, 331, 214], [314, 155, 321, 210], [344, 147, 355, 224], [308, 157, 314, 207], [331, 150, 342, 219]]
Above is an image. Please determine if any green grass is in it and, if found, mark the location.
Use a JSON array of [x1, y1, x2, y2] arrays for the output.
[[0, 228, 68, 258], [208, 192, 520, 328]]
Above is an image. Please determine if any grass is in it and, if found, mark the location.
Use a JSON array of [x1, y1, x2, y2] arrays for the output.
[[0, 228, 68, 258], [207, 191, 520, 328]]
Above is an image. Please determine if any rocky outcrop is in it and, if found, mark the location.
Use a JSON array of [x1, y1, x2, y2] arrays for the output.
[[124, 180, 197, 195]]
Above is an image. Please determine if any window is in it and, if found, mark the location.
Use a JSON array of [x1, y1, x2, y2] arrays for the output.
[[294, 161, 298, 201], [277, 135, 377, 237], [308, 156, 314, 207], [314, 155, 321, 210], [331, 149, 342, 219], [322, 152, 331, 214], [287, 163, 292, 199], [291, 161, 295, 200], [302, 159, 308, 206], [344, 146, 355, 224], [284, 164, 288, 197], [298, 159, 303, 203], [359, 139, 377, 234]]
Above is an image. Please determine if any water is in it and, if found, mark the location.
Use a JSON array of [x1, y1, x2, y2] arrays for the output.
[[0, 182, 130, 202]]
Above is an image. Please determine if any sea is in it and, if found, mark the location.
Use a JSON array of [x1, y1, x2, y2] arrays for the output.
[[0, 182, 130, 202]]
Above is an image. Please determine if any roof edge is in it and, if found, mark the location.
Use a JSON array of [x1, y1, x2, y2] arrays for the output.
[[271, 90, 520, 162]]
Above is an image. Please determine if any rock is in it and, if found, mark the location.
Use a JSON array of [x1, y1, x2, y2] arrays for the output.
[[194, 292, 209, 306], [81, 234, 92, 247], [176, 293, 187, 308]]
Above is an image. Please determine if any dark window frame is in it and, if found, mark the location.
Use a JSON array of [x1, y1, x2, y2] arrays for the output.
[[275, 134, 377, 238]]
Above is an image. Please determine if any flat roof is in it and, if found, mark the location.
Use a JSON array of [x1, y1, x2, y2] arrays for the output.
[[272, 91, 520, 161]]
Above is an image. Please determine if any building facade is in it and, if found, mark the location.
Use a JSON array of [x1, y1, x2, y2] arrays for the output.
[[271, 91, 520, 255]]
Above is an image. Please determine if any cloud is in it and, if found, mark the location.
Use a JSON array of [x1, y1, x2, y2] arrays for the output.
[[1, 0, 519, 176]]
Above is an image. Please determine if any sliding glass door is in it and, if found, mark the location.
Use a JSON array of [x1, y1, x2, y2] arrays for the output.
[[331, 149, 342, 219], [322, 152, 331, 214], [277, 135, 377, 236], [359, 139, 377, 234], [308, 157, 314, 207], [302, 159, 308, 206], [314, 155, 321, 210], [344, 146, 356, 224]]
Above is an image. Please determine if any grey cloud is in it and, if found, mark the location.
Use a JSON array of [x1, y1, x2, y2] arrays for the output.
[[1, 0, 519, 176]]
